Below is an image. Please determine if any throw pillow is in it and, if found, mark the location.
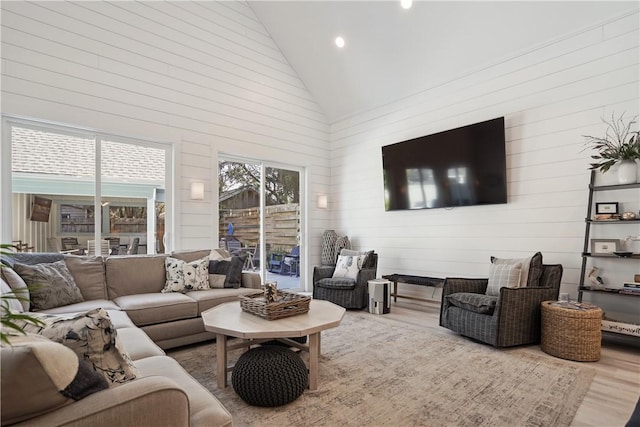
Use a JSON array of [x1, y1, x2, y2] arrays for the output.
[[332, 254, 366, 280], [0, 334, 109, 425], [339, 249, 375, 268], [1, 278, 24, 313], [491, 252, 543, 287], [13, 261, 84, 311], [486, 262, 523, 296], [210, 248, 232, 261], [209, 256, 244, 289], [18, 308, 139, 385], [162, 256, 210, 293], [0, 267, 30, 311]]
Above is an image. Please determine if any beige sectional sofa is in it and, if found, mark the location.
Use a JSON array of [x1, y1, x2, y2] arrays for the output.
[[1, 249, 262, 427]]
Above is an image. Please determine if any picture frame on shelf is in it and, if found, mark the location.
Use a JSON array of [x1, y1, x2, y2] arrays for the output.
[[590, 239, 620, 255], [595, 202, 619, 215]]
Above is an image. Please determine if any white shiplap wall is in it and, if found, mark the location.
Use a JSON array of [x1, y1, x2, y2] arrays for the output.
[[329, 10, 640, 308], [1, 1, 331, 287]]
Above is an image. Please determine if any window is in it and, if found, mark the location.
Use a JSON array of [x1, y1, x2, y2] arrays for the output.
[[3, 117, 172, 255]]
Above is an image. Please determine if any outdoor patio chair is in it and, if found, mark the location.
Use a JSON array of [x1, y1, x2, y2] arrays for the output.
[[126, 237, 140, 255], [87, 239, 111, 256]]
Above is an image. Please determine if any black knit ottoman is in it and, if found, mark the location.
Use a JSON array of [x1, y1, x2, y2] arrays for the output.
[[231, 346, 308, 407]]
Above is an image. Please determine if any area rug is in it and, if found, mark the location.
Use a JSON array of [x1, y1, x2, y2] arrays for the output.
[[169, 311, 596, 426]]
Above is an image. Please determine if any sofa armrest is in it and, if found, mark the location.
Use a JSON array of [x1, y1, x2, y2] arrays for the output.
[[313, 266, 335, 283], [356, 268, 377, 286], [14, 376, 190, 427], [442, 277, 488, 297]]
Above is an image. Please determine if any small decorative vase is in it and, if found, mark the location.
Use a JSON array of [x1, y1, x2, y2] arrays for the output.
[[334, 235, 351, 262], [617, 160, 638, 184], [321, 230, 338, 266]]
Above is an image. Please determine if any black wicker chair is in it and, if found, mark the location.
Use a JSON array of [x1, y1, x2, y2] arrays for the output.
[[439, 264, 563, 347], [312, 251, 377, 309]]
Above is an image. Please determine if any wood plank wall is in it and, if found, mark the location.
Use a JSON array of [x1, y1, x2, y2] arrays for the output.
[[0, 1, 331, 288], [328, 10, 640, 313]]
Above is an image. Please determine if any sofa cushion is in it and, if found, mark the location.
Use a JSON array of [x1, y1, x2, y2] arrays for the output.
[[316, 277, 356, 290], [114, 293, 198, 326], [491, 252, 543, 287], [14, 261, 84, 311], [447, 292, 498, 315], [162, 256, 210, 293], [186, 287, 262, 314], [486, 262, 523, 296], [209, 256, 244, 289], [0, 334, 109, 425], [332, 254, 365, 280], [18, 308, 138, 385], [105, 255, 169, 298], [135, 356, 233, 427], [37, 299, 121, 315], [1, 266, 30, 311], [117, 327, 165, 361], [64, 255, 108, 300]]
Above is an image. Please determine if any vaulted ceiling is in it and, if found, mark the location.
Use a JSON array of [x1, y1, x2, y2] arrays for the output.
[[249, 1, 638, 123]]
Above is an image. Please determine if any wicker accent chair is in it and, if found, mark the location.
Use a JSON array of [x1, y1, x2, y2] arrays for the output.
[[439, 264, 563, 347], [312, 251, 378, 309]]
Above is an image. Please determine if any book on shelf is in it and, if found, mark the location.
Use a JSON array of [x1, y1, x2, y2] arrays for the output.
[[619, 288, 640, 295], [623, 282, 640, 288]]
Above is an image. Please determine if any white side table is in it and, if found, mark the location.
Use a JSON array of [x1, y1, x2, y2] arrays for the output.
[[368, 279, 391, 314]]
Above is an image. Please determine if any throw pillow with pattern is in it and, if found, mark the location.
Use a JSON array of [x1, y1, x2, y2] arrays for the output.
[[17, 308, 138, 385], [13, 261, 84, 311], [162, 256, 210, 293], [332, 254, 366, 280], [485, 262, 523, 296]]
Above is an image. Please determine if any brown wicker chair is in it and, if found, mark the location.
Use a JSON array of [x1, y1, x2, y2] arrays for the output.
[[439, 264, 563, 347]]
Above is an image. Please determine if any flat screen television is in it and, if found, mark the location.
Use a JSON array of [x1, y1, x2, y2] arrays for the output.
[[382, 117, 507, 211]]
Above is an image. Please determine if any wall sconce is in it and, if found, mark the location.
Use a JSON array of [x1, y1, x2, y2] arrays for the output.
[[317, 194, 328, 209], [190, 182, 205, 200]]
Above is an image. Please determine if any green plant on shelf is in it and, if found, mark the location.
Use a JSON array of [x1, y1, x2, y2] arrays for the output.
[[583, 112, 640, 173]]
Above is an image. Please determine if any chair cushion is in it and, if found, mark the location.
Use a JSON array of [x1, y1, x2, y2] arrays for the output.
[[113, 293, 197, 326], [162, 256, 210, 293], [447, 292, 498, 315], [18, 309, 139, 385], [13, 261, 84, 311], [491, 252, 543, 287], [0, 334, 108, 425], [316, 277, 356, 290], [485, 262, 523, 296]]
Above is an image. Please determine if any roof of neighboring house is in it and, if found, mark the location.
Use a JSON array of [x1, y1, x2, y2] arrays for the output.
[[219, 187, 259, 202], [11, 126, 165, 183]]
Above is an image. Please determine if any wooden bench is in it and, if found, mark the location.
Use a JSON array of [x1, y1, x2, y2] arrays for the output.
[[382, 274, 445, 303]]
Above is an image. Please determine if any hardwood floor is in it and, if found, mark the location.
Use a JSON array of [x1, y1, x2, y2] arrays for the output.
[[384, 299, 640, 427]]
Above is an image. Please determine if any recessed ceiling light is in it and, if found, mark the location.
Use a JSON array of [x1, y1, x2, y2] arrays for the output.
[[335, 36, 345, 48], [401, 0, 412, 9]]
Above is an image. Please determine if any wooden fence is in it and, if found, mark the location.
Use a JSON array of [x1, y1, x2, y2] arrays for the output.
[[219, 203, 299, 252]]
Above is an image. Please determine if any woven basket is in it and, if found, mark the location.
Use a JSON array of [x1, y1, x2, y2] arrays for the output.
[[240, 290, 310, 320], [541, 301, 602, 362]]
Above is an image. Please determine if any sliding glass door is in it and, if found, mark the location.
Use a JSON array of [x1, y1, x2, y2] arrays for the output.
[[5, 118, 171, 255], [219, 158, 302, 290]]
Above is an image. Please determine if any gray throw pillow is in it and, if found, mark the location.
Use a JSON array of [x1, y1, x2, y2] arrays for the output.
[[13, 261, 84, 311], [209, 256, 245, 289]]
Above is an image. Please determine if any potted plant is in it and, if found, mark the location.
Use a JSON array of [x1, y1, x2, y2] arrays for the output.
[[583, 113, 640, 184]]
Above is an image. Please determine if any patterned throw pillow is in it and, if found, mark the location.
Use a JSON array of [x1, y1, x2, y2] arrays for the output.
[[13, 261, 84, 311], [332, 255, 366, 280], [18, 308, 138, 385], [485, 262, 523, 296], [162, 256, 210, 293], [491, 252, 543, 287], [0, 334, 109, 425], [209, 256, 244, 289]]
